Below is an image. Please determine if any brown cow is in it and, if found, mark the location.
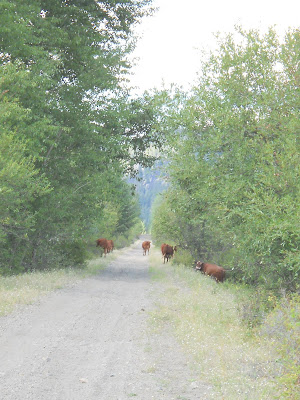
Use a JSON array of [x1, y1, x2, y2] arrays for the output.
[[107, 240, 114, 253], [96, 238, 109, 257], [142, 241, 151, 256], [161, 244, 174, 264], [195, 261, 225, 283], [161, 243, 167, 256], [161, 243, 177, 263]]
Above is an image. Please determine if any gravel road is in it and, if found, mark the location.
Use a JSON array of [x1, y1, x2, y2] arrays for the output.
[[0, 237, 212, 400]]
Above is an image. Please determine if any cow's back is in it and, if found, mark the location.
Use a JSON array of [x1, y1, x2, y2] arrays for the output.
[[164, 245, 174, 256], [96, 238, 108, 248], [203, 263, 225, 283]]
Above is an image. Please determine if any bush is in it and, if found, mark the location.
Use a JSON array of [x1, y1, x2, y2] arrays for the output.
[[58, 240, 90, 267], [235, 286, 279, 328], [260, 294, 300, 398], [173, 248, 195, 268]]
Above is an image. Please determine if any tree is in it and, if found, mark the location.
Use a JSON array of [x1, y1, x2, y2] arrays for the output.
[[0, 0, 157, 273], [151, 27, 300, 291]]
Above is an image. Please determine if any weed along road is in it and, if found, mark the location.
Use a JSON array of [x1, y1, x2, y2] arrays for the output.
[[0, 238, 209, 400]]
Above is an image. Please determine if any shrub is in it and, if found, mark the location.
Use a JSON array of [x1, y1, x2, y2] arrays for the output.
[[260, 294, 300, 398]]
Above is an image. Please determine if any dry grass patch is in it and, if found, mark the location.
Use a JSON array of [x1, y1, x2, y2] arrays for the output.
[[0, 256, 111, 316], [149, 252, 285, 399], [149, 251, 168, 282]]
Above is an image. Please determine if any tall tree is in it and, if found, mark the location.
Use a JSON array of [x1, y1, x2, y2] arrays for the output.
[[0, 0, 157, 272], [151, 27, 300, 291]]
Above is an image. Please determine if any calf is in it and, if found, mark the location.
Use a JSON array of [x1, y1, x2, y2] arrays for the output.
[[195, 261, 225, 283], [142, 241, 151, 256]]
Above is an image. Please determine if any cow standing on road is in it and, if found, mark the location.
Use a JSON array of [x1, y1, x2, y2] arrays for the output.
[[161, 243, 167, 256], [161, 243, 175, 264], [142, 241, 151, 256]]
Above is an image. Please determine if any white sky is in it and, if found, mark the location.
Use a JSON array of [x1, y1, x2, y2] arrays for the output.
[[129, 0, 299, 92]]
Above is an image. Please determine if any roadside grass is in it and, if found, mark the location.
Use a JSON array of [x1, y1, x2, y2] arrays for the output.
[[149, 251, 288, 399], [0, 255, 114, 316], [0, 240, 137, 317]]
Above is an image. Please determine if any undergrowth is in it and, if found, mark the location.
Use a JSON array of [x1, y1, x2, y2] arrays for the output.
[[149, 251, 298, 399]]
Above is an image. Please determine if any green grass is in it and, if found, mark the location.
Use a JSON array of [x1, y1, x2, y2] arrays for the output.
[[0, 255, 112, 316], [149, 251, 287, 399]]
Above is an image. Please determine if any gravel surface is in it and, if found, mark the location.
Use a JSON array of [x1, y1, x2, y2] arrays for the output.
[[0, 236, 212, 400]]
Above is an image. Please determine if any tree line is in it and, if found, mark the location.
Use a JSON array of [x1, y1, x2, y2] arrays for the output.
[[1, 1, 299, 295], [151, 27, 299, 293], [0, 0, 159, 274]]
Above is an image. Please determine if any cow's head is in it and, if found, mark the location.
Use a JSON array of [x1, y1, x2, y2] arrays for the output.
[[195, 261, 204, 271]]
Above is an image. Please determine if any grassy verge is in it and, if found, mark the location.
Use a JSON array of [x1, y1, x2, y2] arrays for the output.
[[0, 255, 114, 317], [0, 237, 139, 317], [149, 251, 291, 399]]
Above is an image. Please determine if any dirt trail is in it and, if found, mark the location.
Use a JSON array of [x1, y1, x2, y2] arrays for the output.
[[0, 236, 211, 400]]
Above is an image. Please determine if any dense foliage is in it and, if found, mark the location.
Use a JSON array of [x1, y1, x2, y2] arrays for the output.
[[0, 0, 158, 274], [151, 27, 300, 292]]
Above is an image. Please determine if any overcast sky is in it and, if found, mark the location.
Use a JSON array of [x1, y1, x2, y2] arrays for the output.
[[129, 0, 299, 92]]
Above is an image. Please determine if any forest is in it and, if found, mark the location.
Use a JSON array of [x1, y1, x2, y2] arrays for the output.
[[0, 1, 299, 395], [1, 0, 299, 290], [0, 0, 160, 273], [0, 0, 299, 290], [0, 0, 300, 291], [151, 27, 299, 293]]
